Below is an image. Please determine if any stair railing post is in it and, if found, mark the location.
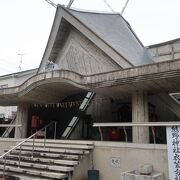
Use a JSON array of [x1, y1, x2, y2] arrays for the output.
[[18, 144, 22, 167], [98, 127, 103, 141], [123, 126, 128, 142], [54, 121, 57, 140], [151, 127, 156, 144], [32, 135, 35, 157], [44, 127, 47, 148], [3, 156, 6, 179], [7, 129, 10, 138]]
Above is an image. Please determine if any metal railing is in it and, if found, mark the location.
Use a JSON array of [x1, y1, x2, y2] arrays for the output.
[[93, 122, 180, 143], [0, 124, 21, 128], [0, 124, 21, 139], [0, 121, 57, 179], [1, 115, 17, 138]]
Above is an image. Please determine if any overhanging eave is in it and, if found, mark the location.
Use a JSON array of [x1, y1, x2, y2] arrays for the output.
[[0, 59, 180, 105]]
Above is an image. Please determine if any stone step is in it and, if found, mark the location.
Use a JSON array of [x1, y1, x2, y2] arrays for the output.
[[23, 142, 94, 150], [6, 154, 78, 166], [27, 139, 94, 145], [1, 140, 94, 179], [9, 150, 81, 160], [0, 171, 52, 180], [15, 146, 89, 155], [0, 159, 74, 172], [0, 165, 68, 179]]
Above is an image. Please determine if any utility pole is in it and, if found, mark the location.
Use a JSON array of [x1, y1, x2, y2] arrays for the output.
[[18, 53, 25, 72]]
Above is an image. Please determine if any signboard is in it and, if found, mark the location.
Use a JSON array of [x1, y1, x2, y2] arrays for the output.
[[110, 157, 121, 168], [166, 126, 180, 180]]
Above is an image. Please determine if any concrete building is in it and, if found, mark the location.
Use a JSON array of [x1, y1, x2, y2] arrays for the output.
[[0, 5, 180, 180], [0, 69, 37, 120]]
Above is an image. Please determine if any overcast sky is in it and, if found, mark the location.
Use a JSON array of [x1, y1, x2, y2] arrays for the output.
[[0, 0, 180, 75]]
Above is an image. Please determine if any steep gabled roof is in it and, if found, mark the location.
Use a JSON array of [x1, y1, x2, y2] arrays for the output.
[[38, 5, 153, 73], [68, 8, 153, 66]]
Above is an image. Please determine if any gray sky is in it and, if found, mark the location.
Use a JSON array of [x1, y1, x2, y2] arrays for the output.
[[0, 0, 180, 75]]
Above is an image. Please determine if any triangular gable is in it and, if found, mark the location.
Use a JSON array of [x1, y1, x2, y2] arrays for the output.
[[54, 26, 120, 75], [38, 6, 153, 73]]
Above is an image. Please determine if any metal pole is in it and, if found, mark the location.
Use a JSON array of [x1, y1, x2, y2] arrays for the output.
[[93, 122, 180, 127], [67, 0, 74, 8], [44, 128, 47, 147], [32, 136, 35, 157], [44, 0, 57, 8], [18, 145, 22, 167], [17, 53, 26, 72], [98, 127, 103, 141], [54, 122, 57, 140], [3, 156, 6, 179], [121, 0, 130, 15], [7, 129, 10, 138], [151, 127, 156, 144], [103, 0, 114, 12], [123, 127, 128, 142]]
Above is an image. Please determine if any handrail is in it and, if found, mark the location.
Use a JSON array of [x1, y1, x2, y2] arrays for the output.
[[0, 124, 21, 128], [1, 120, 57, 179], [93, 122, 180, 127], [93, 122, 180, 143], [0, 121, 56, 159]]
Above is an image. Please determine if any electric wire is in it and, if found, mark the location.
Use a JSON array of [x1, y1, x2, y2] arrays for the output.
[[67, 0, 75, 8], [44, 0, 57, 8], [103, 0, 114, 12], [121, 0, 130, 15]]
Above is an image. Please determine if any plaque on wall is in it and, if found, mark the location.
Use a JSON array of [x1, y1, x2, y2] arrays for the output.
[[166, 126, 180, 180]]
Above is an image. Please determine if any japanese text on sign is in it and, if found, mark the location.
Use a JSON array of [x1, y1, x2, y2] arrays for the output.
[[167, 126, 180, 180]]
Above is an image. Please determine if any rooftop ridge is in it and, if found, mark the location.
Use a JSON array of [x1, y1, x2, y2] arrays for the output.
[[58, 4, 120, 15], [147, 37, 180, 48]]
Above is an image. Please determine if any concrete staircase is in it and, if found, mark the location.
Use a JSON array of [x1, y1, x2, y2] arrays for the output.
[[0, 140, 94, 180]]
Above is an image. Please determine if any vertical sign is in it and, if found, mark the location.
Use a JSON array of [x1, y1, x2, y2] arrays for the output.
[[166, 126, 180, 180]]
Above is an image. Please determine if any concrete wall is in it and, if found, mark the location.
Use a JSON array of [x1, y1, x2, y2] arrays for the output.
[[73, 142, 168, 180], [0, 69, 36, 88], [86, 94, 114, 123], [147, 39, 180, 62], [93, 142, 168, 180], [56, 28, 120, 75], [0, 69, 36, 117], [73, 153, 92, 180], [14, 104, 29, 138], [149, 95, 179, 122]]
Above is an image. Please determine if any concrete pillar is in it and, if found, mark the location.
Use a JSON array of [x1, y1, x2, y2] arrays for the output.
[[14, 104, 29, 138], [132, 91, 149, 143]]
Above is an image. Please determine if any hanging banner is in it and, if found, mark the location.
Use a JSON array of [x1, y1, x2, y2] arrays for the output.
[[166, 126, 180, 180]]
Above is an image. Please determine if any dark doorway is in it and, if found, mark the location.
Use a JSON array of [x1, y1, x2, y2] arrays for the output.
[[27, 93, 87, 139]]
